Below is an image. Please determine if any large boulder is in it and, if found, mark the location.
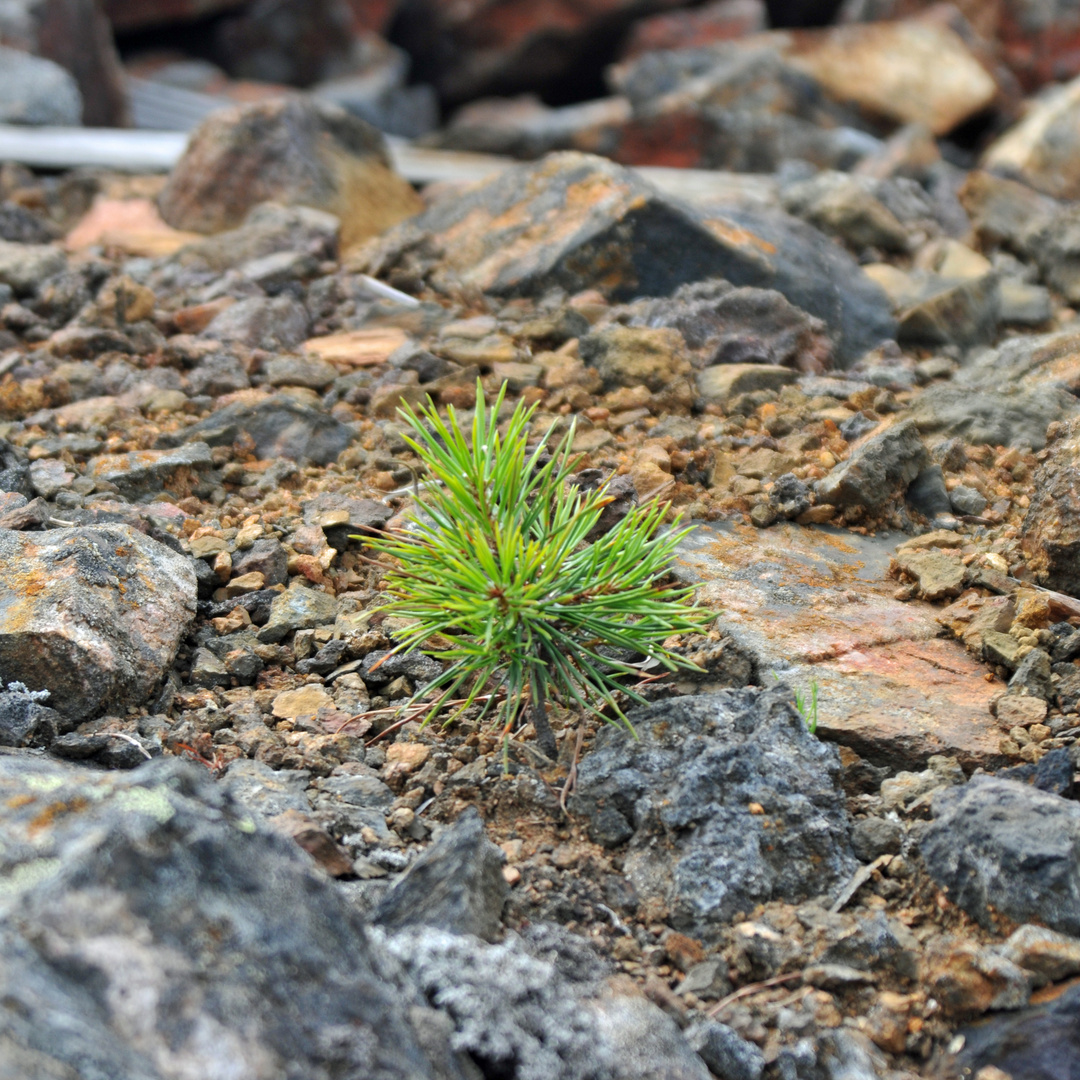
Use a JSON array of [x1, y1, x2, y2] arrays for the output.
[[0, 525, 196, 720], [573, 687, 858, 940], [361, 152, 895, 364], [0, 44, 81, 124], [158, 97, 423, 251]]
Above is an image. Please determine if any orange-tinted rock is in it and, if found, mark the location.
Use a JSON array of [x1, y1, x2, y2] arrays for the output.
[[361, 152, 894, 363], [66, 197, 201, 257], [677, 521, 1005, 769], [158, 97, 422, 250]]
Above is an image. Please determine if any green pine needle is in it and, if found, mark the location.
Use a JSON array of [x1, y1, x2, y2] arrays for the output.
[[359, 381, 712, 747]]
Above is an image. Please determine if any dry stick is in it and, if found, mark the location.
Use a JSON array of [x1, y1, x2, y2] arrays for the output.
[[706, 972, 803, 1018], [559, 725, 586, 816]]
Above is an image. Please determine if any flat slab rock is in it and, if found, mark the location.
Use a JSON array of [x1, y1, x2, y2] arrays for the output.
[[0, 524, 197, 721], [675, 522, 1003, 770]]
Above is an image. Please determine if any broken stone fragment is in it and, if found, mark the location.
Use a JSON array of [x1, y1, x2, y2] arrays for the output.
[[814, 419, 928, 518], [1022, 415, 1080, 596]]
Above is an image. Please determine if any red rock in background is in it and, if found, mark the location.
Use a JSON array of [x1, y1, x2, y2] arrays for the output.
[[622, 0, 767, 57], [0, 0, 129, 126]]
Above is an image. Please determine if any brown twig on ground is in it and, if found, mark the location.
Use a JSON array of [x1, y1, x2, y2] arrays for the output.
[[560, 725, 586, 816], [706, 972, 803, 1017]]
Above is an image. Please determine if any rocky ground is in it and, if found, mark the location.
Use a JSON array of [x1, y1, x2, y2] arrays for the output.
[[5, 6, 1080, 1078]]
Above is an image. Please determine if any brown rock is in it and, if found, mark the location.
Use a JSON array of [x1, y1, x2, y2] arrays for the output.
[[893, 548, 966, 602], [783, 20, 997, 136], [158, 97, 422, 250], [0, 0, 129, 126], [622, 0, 766, 58], [983, 72, 1080, 200], [272, 685, 333, 719], [922, 938, 1033, 1018], [269, 808, 354, 877], [1022, 416, 1080, 596], [65, 198, 200, 258], [993, 695, 1049, 730]]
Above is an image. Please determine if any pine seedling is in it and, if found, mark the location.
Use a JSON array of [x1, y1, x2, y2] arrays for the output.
[[362, 381, 710, 760]]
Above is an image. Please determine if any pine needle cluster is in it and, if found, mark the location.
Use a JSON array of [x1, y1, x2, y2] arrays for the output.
[[364, 383, 710, 758]]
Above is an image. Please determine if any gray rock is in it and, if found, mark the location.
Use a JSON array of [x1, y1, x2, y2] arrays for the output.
[[621, 279, 833, 371], [0, 682, 69, 747], [685, 1019, 765, 1080], [0, 525, 197, 721], [362, 153, 894, 365], [166, 392, 355, 465], [949, 484, 987, 516], [998, 279, 1053, 325], [202, 295, 310, 351], [241, 249, 321, 292], [770, 472, 812, 519], [232, 536, 289, 586], [0, 200, 57, 244], [905, 464, 952, 518], [781, 171, 909, 252], [379, 925, 614, 1080], [374, 807, 508, 942], [0, 754, 469, 1080], [223, 757, 312, 817], [906, 383, 1072, 451], [257, 582, 339, 643], [698, 363, 798, 405], [954, 981, 1080, 1080], [85, 442, 214, 499], [1022, 414, 1080, 593], [851, 816, 903, 863], [265, 353, 339, 390], [28, 457, 73, 498], [573, 688, 857, 940], [897, 274, 999, 349], [360, 649, 443, 688], [814, 419, 928, 516], [922, 776, 1080, 935], [1009, 648, 1054, 700], [176, 202, 341, 273], [0, 45, 82, 125], [0, 238, 65, 296], [190, 646, 231, 688], [186, 352, 251, 397], [1032, 205, 1080, 304], [591, 995, 712, 1080], [316, 771, 394, 809]]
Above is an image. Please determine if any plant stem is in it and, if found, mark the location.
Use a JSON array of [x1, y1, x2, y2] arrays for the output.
[[530, 672, 558, 761]]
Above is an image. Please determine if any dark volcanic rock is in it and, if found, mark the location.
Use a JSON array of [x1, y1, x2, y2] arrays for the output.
[[163, 393, 355, 466], [1022, 415, 1080, 596], [0, 682, 69, 747], [573, 687, 857, 940], [922, 776, 1080, 935], [0, 525, 197, 721], [374, 807, 508, 942], [361, 152, 895, 364], [0, 754, 469, 1080]]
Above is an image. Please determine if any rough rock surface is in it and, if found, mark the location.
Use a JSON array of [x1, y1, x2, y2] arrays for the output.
[[574, 687, 858, 939], [922, 776, 1080, 935], [374, 806, 509, 942], [0, 525, 197, 721], [1022, 414, 1080, 596], [361, 152, 895, 363], [158, 97, 423, 249], [0, 44, 82, 125]]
